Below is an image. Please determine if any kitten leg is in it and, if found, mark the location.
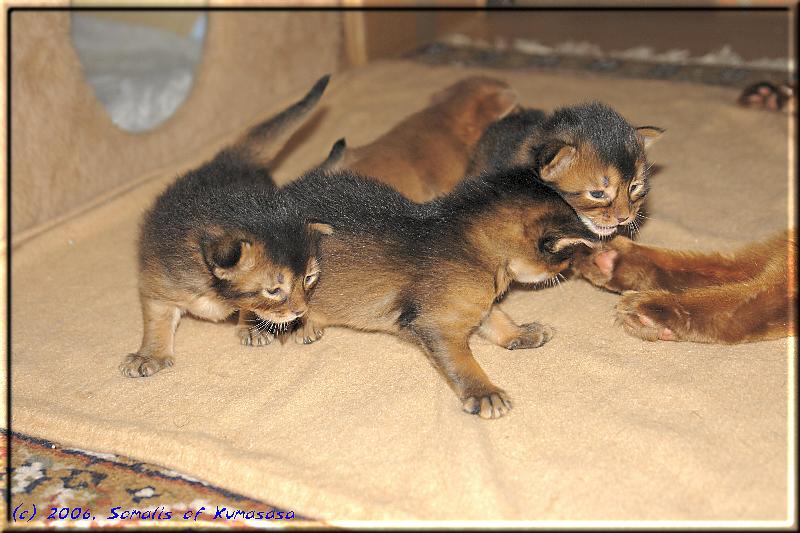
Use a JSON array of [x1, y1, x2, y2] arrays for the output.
[[293, 315, 325, 345], [120, 298, 181, 377], [615, 271, 792, 344], [236, 310, 274, 346], [478, 306, 554, 350], [415, 330, 512, 419]]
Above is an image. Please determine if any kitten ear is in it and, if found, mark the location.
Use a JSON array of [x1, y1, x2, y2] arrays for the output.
[[538, 143, 576, 182], [480, 88, 519, 120], [636, 126, 664, 149], [542, 235, 596, 254], [201, 237, 256, 280], [550, 237, 597, 253], [308, 222, 334, 235]]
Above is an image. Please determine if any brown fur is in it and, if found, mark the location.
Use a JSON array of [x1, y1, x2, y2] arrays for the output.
[[336, 77, 518, 202], [573, 229, 796, 344], [280, 168, 597, 419]]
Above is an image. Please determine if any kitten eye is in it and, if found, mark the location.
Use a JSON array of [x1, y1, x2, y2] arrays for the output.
[[304, 272, 319, 289], [588, 190, 605, 199], [629, 182, 643, 196], [263, 287, 283, 299]]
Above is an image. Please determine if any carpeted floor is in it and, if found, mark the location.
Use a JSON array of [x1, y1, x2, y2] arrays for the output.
[[9, 60, 793, 523], [1, 429, 315, 527]]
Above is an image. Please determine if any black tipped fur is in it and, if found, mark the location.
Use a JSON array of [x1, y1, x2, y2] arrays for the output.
[[468, 102, 645, 179], [318, 137, 347, 171], [235, 74, 331, 166], [280, 165, 596, 263], [140, 75, 331, 286]]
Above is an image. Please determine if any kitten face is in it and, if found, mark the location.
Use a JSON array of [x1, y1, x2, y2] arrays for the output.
[[201, 229, 327, 325], [539, 130, 659, 237], [560, 144, 649, 236]]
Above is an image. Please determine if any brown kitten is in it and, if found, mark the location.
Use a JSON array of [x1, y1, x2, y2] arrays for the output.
[[467, 103, 663, 237], [328, 76, 518, 202], [280, 166, 597, 419], [121, 75, 332, 378], [572, 229, 796, 344]]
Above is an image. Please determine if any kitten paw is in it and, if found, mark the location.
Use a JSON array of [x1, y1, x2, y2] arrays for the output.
[[293, 322, 325, 345], [615, 291, 685, 342], [237, 326, 274, 346], [505, 322, 554, 349], [462, 389, 512, 419], [119, 354, 174, 378]]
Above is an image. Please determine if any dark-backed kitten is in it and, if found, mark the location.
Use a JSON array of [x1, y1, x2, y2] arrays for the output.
[[121, 75, 333, 378], [279, 166, 597, 419], [573, 229, 796, 344], [467, 102, 663, 237]]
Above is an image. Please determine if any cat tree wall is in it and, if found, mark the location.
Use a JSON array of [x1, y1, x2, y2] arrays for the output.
[[9, 11, 343, 239]]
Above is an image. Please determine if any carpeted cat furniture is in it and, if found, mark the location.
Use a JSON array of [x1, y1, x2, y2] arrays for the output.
[[7, 11, 793, 524]]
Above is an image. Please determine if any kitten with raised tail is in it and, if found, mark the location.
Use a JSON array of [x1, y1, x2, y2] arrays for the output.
[[466, 102, 663, 237], [280, 166, 597, 419], [573, 229, 796, 344], [121, 75, 333, 378], [328, 76, 518, 202]]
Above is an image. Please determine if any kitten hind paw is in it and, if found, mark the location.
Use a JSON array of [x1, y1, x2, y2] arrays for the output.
[[462, 390, 512, 419], [119, 354, 173, 378], [505, 322, 554, 350]]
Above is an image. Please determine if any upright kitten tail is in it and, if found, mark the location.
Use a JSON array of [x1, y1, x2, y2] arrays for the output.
[[235, 74, 331, 166], [318, 138, 347, 172]]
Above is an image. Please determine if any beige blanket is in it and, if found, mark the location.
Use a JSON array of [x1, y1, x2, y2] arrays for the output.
[[10, 61, 792, 522]]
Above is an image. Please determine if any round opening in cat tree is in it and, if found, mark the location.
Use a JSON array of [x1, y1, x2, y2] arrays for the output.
[[70, 12, 207, 133]]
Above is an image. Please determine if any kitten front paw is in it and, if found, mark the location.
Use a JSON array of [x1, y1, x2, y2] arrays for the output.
[[120, 353, 174, 378], [615, 291, 686, 342], [505, 322, 554, 349], [237, 325, 274, 346], [293, 320, 325, 345], [461, 388, 512, 419]]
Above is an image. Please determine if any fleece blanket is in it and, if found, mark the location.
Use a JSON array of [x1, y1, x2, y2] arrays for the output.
[[10, 61, 793, 523]]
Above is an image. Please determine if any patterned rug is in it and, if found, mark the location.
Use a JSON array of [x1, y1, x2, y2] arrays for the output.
[[1, 429, 321, 528]]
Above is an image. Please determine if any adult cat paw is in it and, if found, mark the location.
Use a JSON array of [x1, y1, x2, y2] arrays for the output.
[[615, 290, 687, 342]]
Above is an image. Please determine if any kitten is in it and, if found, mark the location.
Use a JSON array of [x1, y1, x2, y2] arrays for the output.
[[327, 76, 518, 202], [121, 75, 333, 378], [466, 102, 663, 237], [279, 166, 597, 419], [572, 229, 796, 343]]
